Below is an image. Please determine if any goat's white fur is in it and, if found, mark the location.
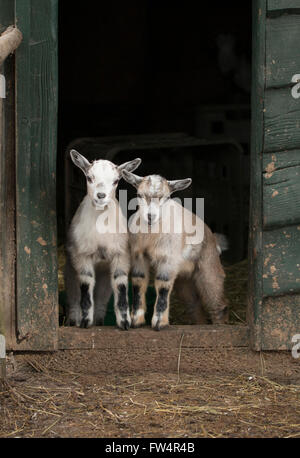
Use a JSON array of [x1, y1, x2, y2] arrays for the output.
[[65, 151, 141, 329], [122, 171, 228, 330]]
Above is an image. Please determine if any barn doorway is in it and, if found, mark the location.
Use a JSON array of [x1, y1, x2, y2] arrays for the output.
[[57, 1, 252, 327]]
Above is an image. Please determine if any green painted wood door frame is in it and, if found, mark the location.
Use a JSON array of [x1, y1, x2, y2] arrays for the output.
[[2, 0, 299, 351], [0, 0, 17, 350], [14, 0, 58, 350], [249, 0, 300, 350]]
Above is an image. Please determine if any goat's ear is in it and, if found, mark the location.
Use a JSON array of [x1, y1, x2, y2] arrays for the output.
[[70, 149, 91, 174], [168, 178, 192, 194], [121, 170, 143, 188], [118, 158, 142, 174]]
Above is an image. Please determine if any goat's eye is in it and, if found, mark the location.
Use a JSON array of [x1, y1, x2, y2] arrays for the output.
[[113, 179, 119, 186], [137, 194, 142, 199], [87, 176, 92, 183]]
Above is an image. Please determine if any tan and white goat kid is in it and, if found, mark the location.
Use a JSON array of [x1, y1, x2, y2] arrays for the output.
[[65, 150, 141, 329], [122, 172, 228, 330]]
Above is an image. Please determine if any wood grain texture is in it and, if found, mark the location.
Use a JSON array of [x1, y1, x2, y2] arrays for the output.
[[268, 0, 300, 10], [261, 294, 300, 350], [263, 225, 300, 296], [248, 0, 266, 350], [266, 13, 300, 88], [264, 87, 300, 152], [263, 149, 300, 170], [0, 0, 16, 348], [15, 0, 58, 350], [57, 325, 249, 351], [263, 158, 300, 228]]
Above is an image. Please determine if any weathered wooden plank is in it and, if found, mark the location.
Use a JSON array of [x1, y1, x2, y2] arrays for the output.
[[248, 0, 266, 350], [261, 294, 300, 350], [263, 225, 300, 296], [263, 162, 300, 228], [264, 87, 300, 152], [268, 0, 300, 11], [58, 325, 249, 351], [263, 149, 300, 170], [15, 0, 58, 350], [266, 14, 300, 88], [0, 0, 17, 349]]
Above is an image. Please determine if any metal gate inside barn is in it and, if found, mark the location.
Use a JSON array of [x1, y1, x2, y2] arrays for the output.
[[0, 0, 299, 353]]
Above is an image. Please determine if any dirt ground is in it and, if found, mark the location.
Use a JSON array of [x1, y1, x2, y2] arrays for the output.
[[1, 346, 299, 438]]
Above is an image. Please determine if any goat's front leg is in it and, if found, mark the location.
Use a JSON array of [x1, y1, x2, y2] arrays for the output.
[[75, 257, 96, 328], [152, 263, 176, 331], [111, 254, 130, 330], [131, 254, 150, 328]]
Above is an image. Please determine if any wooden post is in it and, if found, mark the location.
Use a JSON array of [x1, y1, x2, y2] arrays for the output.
[[0, 2, 22, 350], [14, 0, 59, 350], [249, 0, 300, 350], [247, 0, 266, 350]]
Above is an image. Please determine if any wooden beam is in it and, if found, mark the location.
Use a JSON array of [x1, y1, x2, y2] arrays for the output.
[[248, 0, 266, 350], [14, 0, 59, 350], [263, 162, 300, 229], [0, 0, 17, 350], [58, 325, 249, 351], [268, 0, 300, 11], [263, 225, 300, 296], [266, 13, 300, 88], [264, 87, 300, 153], [261, 295, 300, 349]]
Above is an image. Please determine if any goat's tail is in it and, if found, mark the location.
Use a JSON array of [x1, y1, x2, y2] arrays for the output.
[[214, 233, 229, 255]]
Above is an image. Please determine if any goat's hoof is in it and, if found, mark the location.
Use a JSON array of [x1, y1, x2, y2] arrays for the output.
[[119, 319, 130, 331], [80, 318, 92, 329], [152, 320, 169, 331], [153, 322, 161, 331]]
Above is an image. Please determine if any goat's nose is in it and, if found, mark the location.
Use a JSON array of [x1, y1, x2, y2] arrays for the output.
[[97, 192, 106, 200]]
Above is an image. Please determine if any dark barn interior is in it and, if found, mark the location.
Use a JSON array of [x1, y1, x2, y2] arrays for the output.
[[57, 1, 252, 325]]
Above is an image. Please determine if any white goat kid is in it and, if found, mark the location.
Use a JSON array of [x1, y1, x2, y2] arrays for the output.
[[122, 172, 228, 330], [65, 150, 141, 329]]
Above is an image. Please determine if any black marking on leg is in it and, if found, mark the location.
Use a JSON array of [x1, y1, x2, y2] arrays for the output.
[[80, 318, 90, 328], [156, 287, 169, 314], [117, 284, 127, 311], [80, 270, 93, 278], [117, 284, 130, 330], [156, 272, 170, 282], [153, 288, 169, 331], [154, 321, 161, 331], [132, 285, 141, 313], [132, 268, 145, 278], [80, 283, 91, 327], [113, 269, 126, 279]]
